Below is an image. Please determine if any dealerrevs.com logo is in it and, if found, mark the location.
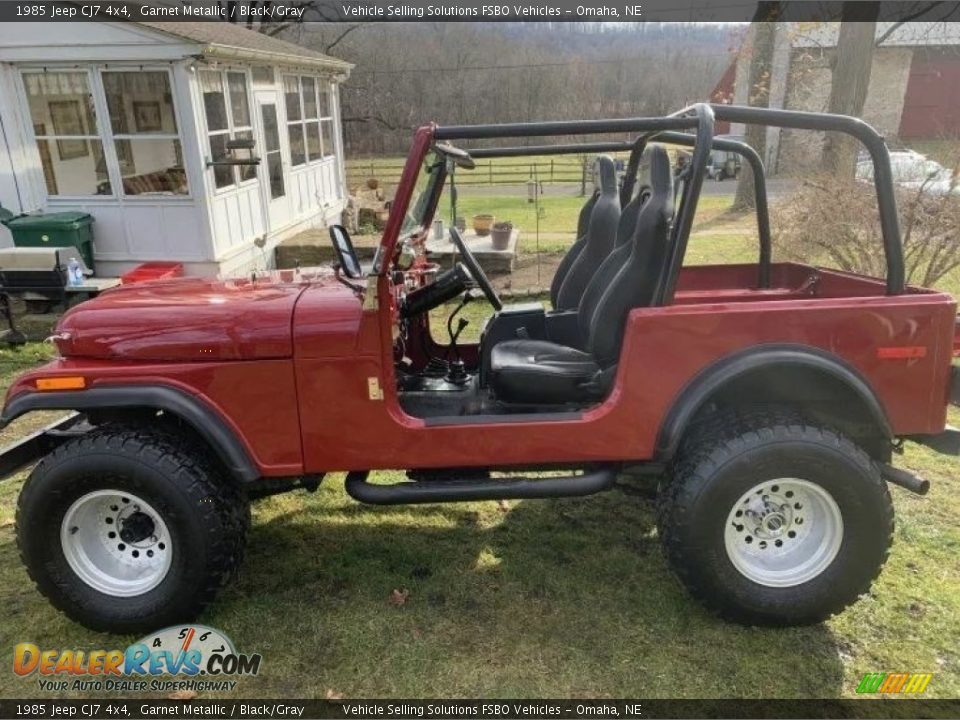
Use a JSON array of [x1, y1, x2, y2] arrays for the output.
[[14, 625, 262, 693]]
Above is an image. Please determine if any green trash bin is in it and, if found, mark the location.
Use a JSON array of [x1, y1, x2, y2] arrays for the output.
[[1, 211, 96, 272]]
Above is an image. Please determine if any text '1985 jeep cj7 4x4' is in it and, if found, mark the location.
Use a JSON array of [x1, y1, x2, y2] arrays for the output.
[[2, 104, 959, 633]]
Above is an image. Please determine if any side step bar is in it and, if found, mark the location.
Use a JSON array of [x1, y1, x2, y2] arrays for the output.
[[344, 467, 617, 505]]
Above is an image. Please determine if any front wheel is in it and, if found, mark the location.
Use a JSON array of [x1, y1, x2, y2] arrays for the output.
[[17, 425, 249, 633], [657, 410, 894, 626]]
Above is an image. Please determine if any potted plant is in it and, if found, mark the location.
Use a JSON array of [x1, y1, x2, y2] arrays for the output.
[[491, 221, 513, 250], [472, 214, 495, 236]]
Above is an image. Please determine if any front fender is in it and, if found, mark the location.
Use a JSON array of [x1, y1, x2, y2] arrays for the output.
[[1, 385, 260, 483]]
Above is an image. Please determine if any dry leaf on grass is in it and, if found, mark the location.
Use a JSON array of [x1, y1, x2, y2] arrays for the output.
[[168, 690, 198, 701], [325, 689, 344, 700], [389, 588, 410, 606]]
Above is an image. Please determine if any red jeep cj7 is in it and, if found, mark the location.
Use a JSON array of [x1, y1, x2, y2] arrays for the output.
[[2, 104, 958, 633]]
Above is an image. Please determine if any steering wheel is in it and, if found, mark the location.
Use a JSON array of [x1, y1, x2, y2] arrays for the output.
[[449, 227, 503, 310]]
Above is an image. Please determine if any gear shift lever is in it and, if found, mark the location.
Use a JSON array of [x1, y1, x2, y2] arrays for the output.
[[446, 317, 470, 385]]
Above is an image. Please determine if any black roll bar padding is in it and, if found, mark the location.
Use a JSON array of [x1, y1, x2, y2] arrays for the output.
[[440, 103, 904, 295], [433, 115, 699, 141], [653, 103, 716, 306], [468, 133, 773, 289], [657, 131, 772, 289], [709, 104, 905, 295], [620, 137, 647, 207]]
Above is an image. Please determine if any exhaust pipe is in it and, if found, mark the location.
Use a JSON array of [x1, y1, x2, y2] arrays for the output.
[[880, 464, 930, 496]]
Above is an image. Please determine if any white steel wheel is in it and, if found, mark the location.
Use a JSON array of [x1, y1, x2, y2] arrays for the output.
[[60, 490, 173, 597], [723, 478, 843, 588]]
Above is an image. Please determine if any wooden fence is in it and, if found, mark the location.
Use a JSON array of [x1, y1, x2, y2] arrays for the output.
[[346, 155, 632, 189]]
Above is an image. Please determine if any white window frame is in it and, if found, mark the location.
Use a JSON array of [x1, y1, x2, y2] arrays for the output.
[[318, 79, 336, 161], [199, 67, 257, 194], [99, 67, 189, 200], [18, 66, 191, 202], [284, 74, 336, 170]]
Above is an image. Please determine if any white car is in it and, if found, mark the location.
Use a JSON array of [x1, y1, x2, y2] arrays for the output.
[[856, 151, 958, 195]]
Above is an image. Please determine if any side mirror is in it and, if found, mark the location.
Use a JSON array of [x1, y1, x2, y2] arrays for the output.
[[328, 225, 363, 279]]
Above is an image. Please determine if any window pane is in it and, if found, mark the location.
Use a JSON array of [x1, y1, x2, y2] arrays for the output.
[[251, 66, 274, 87], [36, 138, 110, 195], [24, 72, 98, 136], [234, 130, 257, 182], [302, 77, 317, 119], [284, 75, 301, 121], [266, 152, 284, 200], [262, 104, 280, 153], [305, 121, 321, 161], [103, 71, 177, 135], [321, 119, 335, 158], [200, 71, 228, 132], [209, 134, 235, 189], [118, 139, 188, 196], [228, 72, 250, 128], [318, 83, 331, 118], [288, 124, 305, 166]]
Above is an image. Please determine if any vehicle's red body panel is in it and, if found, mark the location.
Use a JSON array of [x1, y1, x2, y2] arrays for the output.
[[5, 262, 955, 478], [6, 358, 304, 475], [54, 277, 304, 361], [291, 273, 955, 472]]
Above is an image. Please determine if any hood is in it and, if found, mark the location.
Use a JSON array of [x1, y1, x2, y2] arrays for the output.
[[54, 272, 352, 362]]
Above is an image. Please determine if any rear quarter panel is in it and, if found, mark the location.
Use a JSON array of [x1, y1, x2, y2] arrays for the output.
[[620, 293, 957, 439]]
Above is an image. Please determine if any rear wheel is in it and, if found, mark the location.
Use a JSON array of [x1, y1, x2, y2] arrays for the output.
[[657, 410, 894, 626], [17, 425, 249, 633]]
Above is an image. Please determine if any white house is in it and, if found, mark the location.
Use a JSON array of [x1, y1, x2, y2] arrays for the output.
[[0, 21, 352, 277]]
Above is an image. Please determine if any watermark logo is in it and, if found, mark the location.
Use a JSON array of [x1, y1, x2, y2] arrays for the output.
[[13, 625, 261, 693], [856, 672, 933, 695]]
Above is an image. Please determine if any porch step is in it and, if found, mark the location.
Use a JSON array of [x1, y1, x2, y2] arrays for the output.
[[426, 228, 519, 275], [274, 230, 378, 270]]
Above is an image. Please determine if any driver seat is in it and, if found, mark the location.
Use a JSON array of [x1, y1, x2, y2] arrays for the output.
[[488, 145, 673, 405], [549, 187, 598, 309]]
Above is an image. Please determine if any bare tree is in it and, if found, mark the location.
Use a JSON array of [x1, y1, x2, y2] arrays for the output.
[[732, 2, 782, 212], [820, 2, 881, 178], [774, 167, 960, 287]]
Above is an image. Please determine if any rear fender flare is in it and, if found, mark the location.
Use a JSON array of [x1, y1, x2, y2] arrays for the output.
[[0, 386, 259, 482], [655, 344, 893, 461]]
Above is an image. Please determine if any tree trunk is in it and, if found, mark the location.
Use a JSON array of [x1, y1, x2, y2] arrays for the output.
[[732, 10, 779, 211], [821, 3, 881, 178]]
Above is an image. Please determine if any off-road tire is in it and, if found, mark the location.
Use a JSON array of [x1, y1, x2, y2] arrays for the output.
[[657, 409, 894, 626], [17, 424, 249, 633]]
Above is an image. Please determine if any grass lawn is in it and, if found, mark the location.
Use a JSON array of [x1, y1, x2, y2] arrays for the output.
[[0, 205, 958, 700], [449, 194, 737, 256]]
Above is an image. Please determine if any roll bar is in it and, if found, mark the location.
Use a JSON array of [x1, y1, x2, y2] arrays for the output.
[[708, 104, 904, 295], [468, 133, 773, 289], [420, 103, 903, 298]]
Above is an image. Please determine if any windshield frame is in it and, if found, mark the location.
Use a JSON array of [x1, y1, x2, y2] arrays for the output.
[[401, 150, 447, 237]]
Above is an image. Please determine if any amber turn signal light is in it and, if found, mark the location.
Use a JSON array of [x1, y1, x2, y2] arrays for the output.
[[35, 377, 86, 391]]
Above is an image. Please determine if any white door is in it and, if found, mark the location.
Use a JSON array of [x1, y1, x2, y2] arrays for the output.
[[256, 94, 289, 232]]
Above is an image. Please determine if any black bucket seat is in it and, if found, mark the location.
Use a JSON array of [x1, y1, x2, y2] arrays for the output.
[[553, 156, 621, 310], [488, 145, 673, 405]]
